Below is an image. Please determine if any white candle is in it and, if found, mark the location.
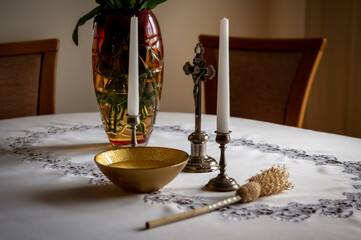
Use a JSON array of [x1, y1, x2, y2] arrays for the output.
[[127, 16, 139, 116], [217, 18, 230, 133]]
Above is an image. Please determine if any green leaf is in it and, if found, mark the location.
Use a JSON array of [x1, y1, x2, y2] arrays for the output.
[[107, 0, 117, 9], [72, 6, 103, 46], [129, 0, 137, 9], [115, 0, 123, 8], [134, 0, 146, 10], [139, 0, 167, 10]]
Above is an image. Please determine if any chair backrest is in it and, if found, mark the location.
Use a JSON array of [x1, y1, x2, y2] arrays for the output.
[[0, 39, 59, 120], [200, 35, 326, 127]]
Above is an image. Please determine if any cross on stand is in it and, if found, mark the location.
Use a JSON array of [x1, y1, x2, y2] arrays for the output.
[[182, 43, 218, 173]]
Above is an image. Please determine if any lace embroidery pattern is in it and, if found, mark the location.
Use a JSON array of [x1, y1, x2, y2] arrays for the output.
[[148, 125, 361, 222], [0, 125, 110, 185], [144, 190, 361, 222], [1, 124, 360, 222], [156, 126, 360, 172]]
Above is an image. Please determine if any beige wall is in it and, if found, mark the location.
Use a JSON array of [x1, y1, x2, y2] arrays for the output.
[[155, 0, 305, 113], [0, 0, 305, 115], [0, 0, 98, 113], [304, 0, 361, 138], [265, 0, 305, 38], [154, 0, 268, 113]]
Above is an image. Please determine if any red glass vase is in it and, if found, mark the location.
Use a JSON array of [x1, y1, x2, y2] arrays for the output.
[[92, 10, 163, 147]]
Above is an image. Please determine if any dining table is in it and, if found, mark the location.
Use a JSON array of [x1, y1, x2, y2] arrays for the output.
[[0, 111, 360, 240]]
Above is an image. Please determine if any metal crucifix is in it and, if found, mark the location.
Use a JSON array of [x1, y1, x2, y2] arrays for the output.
[[183, 43, 215, 132], [182, 43, 218, 173]]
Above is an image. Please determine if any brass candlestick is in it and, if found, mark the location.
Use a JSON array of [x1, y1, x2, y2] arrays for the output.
[[183, 43, 218, 173], [127, 114, 140, 147], [206, 131, 240, 191]]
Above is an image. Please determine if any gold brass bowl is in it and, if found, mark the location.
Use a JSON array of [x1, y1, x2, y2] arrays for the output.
[[94, 147, 189, 193]]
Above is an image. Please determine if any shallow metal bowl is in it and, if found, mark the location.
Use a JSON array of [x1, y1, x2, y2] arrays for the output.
[[94, 147, 189, 193]]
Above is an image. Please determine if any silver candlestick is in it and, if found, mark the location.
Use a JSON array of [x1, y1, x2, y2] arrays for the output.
[[126, 114, 140, 147], [182, 43, 218, 173], [206, 131, 240, 191]]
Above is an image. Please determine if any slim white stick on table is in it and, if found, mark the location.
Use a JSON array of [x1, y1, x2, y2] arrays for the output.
[[146, 166, 293, 229], [217, 18, 230, 133], [127, 15, 139, 116]]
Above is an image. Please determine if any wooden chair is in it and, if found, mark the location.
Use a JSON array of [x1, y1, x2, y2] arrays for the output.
[[0, 39, 59, 119], [199, 35, 327, 127]]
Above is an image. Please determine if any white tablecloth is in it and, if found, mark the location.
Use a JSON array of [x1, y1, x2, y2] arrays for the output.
[[0, 112, 360, 240]]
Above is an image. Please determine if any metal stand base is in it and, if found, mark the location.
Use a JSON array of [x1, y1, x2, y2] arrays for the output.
[[183, 131, 218, 173], [206, 174, 240, 192], [205, 131, 240, 191], [183, 156, 218, 173], [126, 114, 140, 147]]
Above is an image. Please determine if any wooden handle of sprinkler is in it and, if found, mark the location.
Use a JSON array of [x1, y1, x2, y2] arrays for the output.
[[146, 195, 242, 229], [145, 182, 261, 229]]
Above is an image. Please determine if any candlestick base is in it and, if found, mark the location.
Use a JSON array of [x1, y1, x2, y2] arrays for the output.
[[183, 131, 218, 173], [206, 174, 240, 192], [126, 114, 140, 147], [183, 156, 218, 173], [205, 131, 240, 191]]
